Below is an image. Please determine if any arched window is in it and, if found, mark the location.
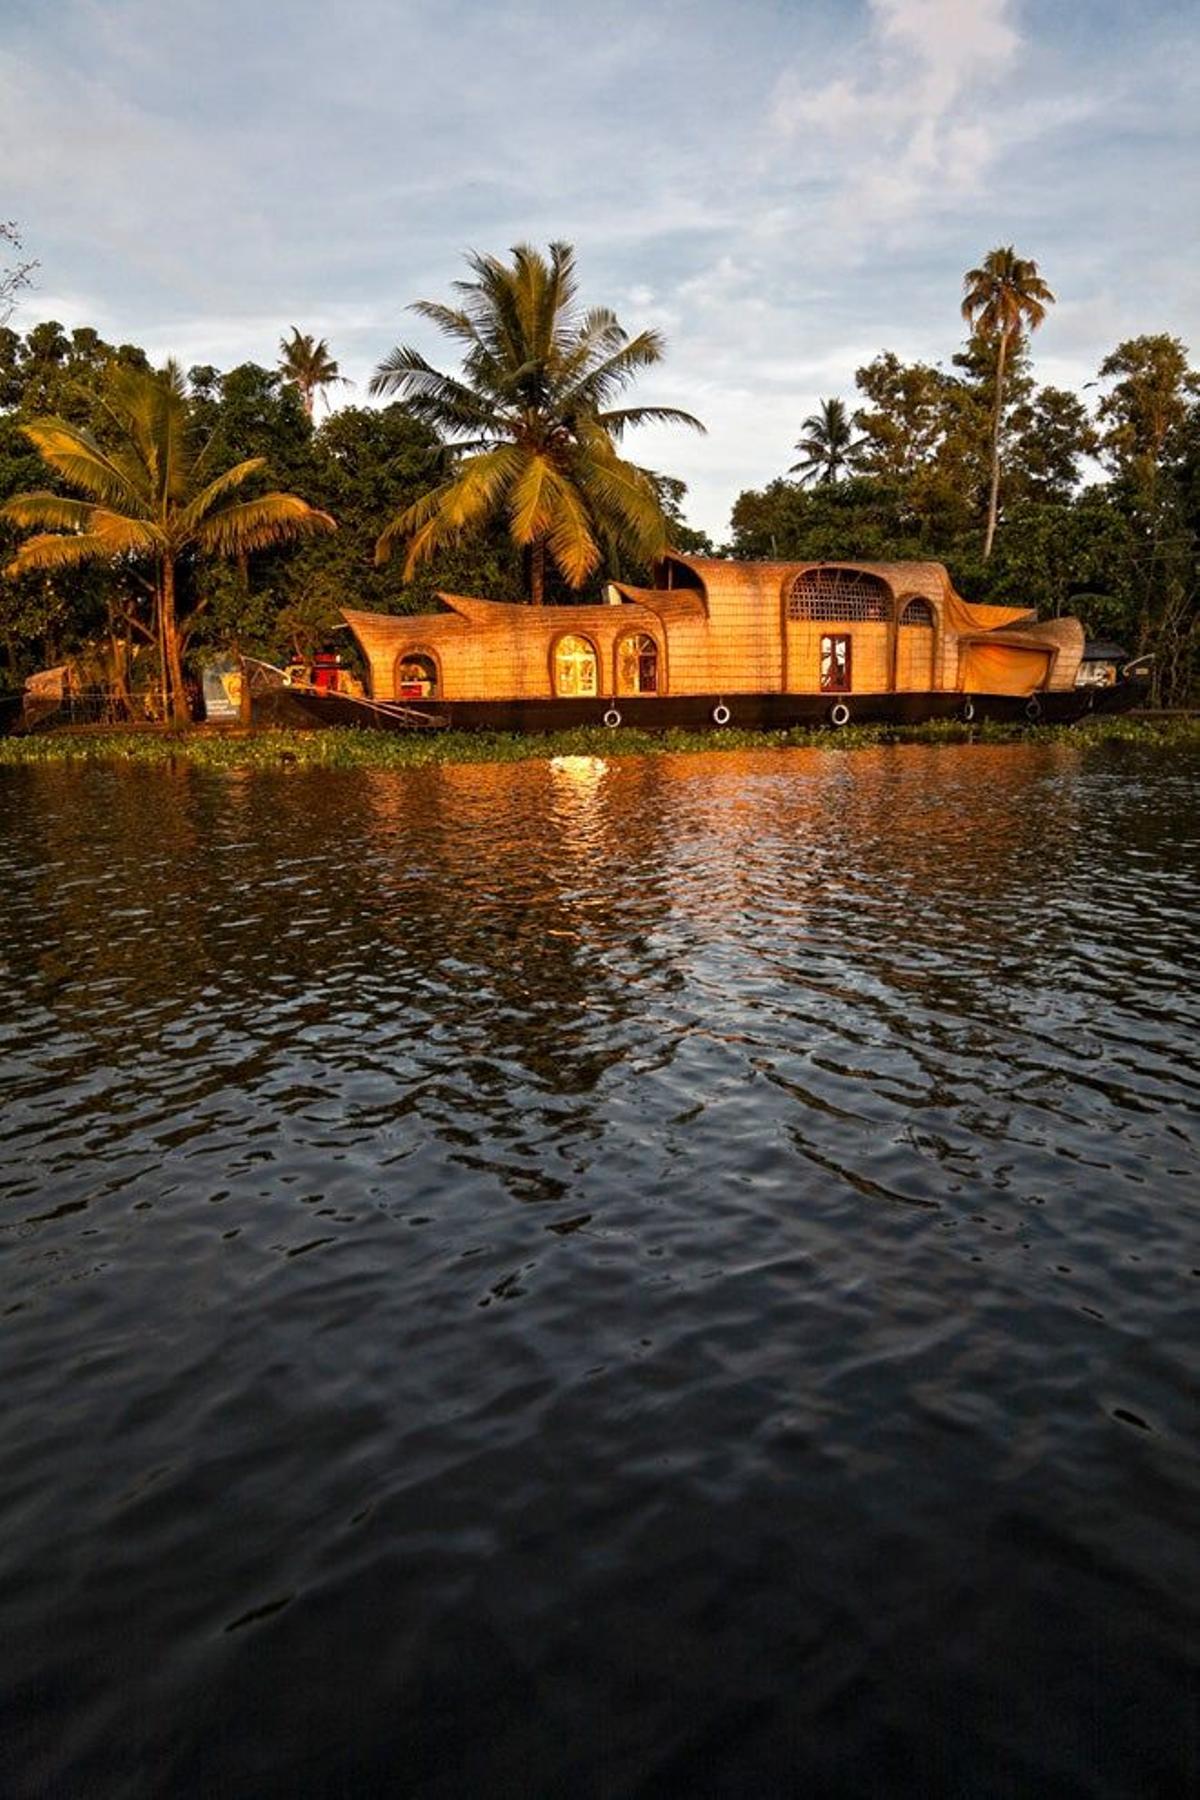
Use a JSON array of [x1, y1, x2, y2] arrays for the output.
[[787, 567, 891, 622], [396, 652, 439, 698], [616, 633, 659, 695], [553, 634, 599, 697], [899, 597, 934, 626]]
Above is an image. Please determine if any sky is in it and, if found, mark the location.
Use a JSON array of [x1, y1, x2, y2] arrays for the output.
[[2, 0, 1198, 538]]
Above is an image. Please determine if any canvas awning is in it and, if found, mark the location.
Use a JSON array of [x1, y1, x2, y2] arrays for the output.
[[959, 639, 1052, 695]]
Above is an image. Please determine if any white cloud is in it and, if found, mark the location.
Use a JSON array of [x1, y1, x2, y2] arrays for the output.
[[769, 0, 1024, 238], [2, 0, 1197, 542]]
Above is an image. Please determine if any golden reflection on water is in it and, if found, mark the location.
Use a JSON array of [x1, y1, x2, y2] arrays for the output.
[[340, 745, 1095, 1088], [12, 742, 1095, 1065]]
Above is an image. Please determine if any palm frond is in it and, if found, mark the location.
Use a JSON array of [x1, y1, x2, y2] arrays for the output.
[[194, 495, 335, 557], [504, 450, 601, 585], [176, 458, 268, 536], [597, 405, 706, 438], [5, 530, 142, 578], [408, 300, 487, 353], [1, 492, 97, 533], [557, 309, 628, 384], [541, 466, 601, 588], [571, 445, 667, 563], [368, 346, 496, 429], [19, 418, 146, 511], [507, 453, 557, 546], [375, 445, 522, 569], [566, 329, 669, 411], [3, 495, 163, 556], [99, 362, 192, 509]]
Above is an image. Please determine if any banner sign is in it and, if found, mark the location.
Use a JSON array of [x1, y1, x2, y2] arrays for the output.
[[202, 658, 244, 723]]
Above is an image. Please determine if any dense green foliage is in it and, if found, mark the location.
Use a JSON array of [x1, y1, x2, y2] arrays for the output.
[[0, 332, 531, 681], [2, 362, 336, 721]]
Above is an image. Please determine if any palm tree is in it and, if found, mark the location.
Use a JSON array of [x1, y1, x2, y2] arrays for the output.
[[278, 328, 348, 418], [961, 246, 1055, 558], [368, 241, 704, 604], [2, 362, 335, 723], [790, 398, 861, 485]]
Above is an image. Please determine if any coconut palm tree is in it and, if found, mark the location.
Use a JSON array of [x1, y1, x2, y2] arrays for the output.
[[2, 361, 335, 723], [368, 241, 704, 603], [962, 246, 1055, 558], [278, 328, 348, 418], [789, 398, 861, 485]]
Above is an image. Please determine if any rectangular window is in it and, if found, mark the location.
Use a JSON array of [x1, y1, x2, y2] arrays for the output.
[[820, 633, 852, 693]]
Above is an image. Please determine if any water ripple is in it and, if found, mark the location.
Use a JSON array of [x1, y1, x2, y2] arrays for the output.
[[0, 743, 1197, 1797]]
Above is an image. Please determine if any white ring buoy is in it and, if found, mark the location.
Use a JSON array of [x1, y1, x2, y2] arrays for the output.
[[961, 699, 976, 723], [602, 707, 621, 728], [712, 703, 731, 726], [830, 702, 851, 727], [1025, 696, 1042, 722]]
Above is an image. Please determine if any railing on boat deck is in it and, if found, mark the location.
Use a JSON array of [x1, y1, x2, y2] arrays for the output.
[[316, 691, 451, 729]]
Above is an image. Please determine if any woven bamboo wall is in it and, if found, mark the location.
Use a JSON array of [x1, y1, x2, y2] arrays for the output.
[[896, 623, 936, 690], [346, 600, 682, 702], [676, 560, 787, 693], [343, 557, 1080, 702]]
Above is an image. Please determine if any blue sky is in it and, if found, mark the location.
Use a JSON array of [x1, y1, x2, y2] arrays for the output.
[[2, 0, 1197, 536]]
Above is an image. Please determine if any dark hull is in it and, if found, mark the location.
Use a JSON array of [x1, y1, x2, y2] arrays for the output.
[[255, 681, 1149, 735]]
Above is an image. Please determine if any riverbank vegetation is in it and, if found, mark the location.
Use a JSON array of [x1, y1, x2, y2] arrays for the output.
[[1, 235, 1196, 703], [2, 715, 1196, 772]]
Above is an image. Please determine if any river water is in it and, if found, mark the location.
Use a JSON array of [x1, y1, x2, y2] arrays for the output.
[[1, 743, 1196, 1797]]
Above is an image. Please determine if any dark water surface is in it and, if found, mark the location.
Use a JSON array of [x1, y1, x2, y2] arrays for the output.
[[1, 744, 1196, 1798]]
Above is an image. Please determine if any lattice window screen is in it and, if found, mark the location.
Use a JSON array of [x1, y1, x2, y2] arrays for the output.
[[899, 597, 934, 626], [787, 568, 891, 622]]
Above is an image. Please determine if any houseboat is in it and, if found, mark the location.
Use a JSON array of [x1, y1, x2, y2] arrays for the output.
[[255, 555, 1147, 732]]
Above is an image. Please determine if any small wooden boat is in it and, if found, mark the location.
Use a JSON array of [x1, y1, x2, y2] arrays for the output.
[[243, 656, 449, 731]]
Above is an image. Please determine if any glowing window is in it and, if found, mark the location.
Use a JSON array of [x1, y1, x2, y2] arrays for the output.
[[397, 653, 438, 698], [554, 635, 599, 698], [788, 568, 890, 622], [820, 634, 852, 692], [616, 633, 659, 694]]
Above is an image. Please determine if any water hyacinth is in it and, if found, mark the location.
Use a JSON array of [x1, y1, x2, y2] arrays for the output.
[[0, 716, 1195, 770]]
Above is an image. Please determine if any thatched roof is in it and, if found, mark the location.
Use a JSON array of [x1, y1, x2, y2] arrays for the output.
[[663, 552, 1037, 633]]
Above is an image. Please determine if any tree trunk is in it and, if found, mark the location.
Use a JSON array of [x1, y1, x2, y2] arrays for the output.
[[161, 558, 190, 726], [107, 608, 132, 720], [983, 330, 1010, 561], [530, 539, 546, 606]]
